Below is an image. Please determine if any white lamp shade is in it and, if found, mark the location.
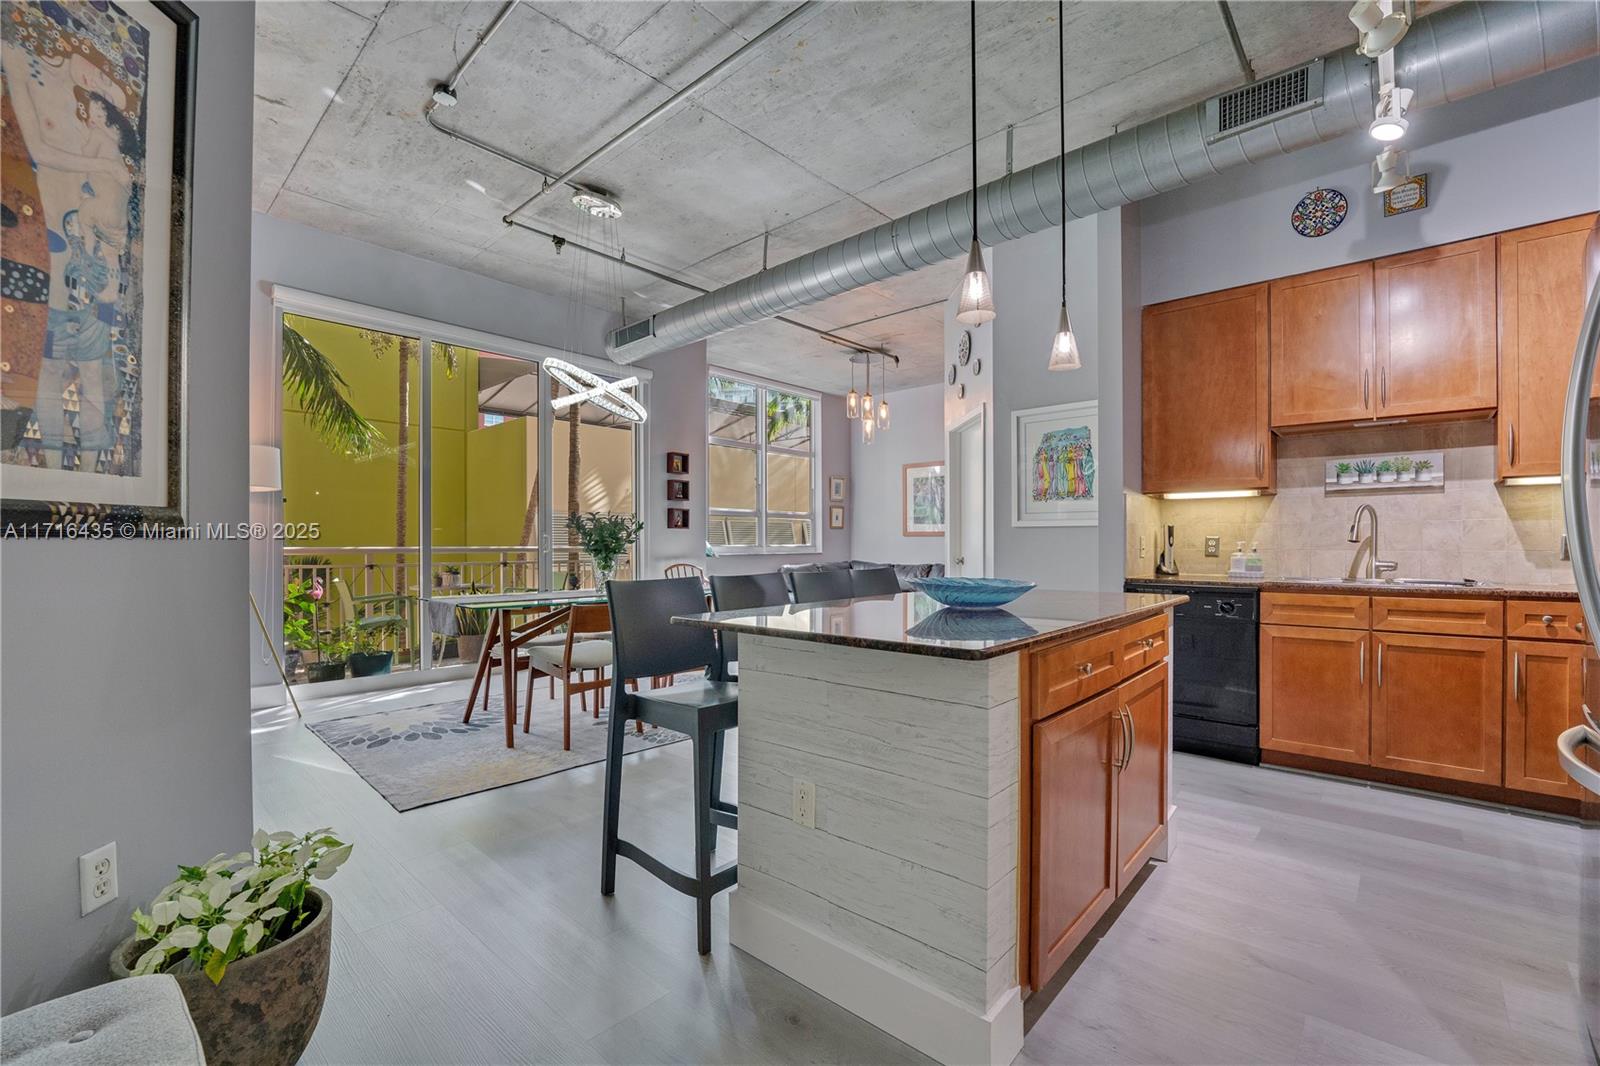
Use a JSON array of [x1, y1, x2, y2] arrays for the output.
[[1047, 306, 1082, 371], [955, 239, 997, 325], [250, 444, 282, 493]]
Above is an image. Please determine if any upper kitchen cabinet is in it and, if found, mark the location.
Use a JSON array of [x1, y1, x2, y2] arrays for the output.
[[1269, 262, 1375, 428], [1373, 236, 1498, 420], [1498, 213, 1600, 480], [1142, 283, 1272, 495]]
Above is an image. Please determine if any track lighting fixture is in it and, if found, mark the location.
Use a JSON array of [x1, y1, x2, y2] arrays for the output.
[[1349, 0, 1411, 58], [1371, 145, 1409, 193], [1370, 82, 1413, 141]]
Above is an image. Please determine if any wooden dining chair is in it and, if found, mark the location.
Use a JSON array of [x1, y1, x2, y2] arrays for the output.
[[524, 603, 614, 750], [664, 562, 705, 580]]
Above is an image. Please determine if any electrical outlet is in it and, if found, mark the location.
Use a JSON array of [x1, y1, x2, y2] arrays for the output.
[[79, 842, 117, 917], [1139, 534, 1147, 559], [792, 779, 816, 828], [1205, 536, 1221, 558]]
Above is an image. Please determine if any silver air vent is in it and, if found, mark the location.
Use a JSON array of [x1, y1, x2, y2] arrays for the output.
[[610, 316, 655, 350], [1204, 58, 1326, 143]]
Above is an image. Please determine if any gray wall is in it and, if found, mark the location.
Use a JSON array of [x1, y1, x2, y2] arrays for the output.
[[1141, 58, 1600, 305], [849, 383, 946, 565], [248, 214, 620, 687], [985, 209, 1131, 593], [1, 1, 256, 1012], [636, 343, 852, 578]]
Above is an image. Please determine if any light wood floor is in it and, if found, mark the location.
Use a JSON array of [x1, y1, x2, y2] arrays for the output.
[[254, 678, 1591, 1065]]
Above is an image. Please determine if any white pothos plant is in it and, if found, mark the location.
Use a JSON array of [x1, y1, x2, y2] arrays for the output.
[[129, 829, 351, 985]]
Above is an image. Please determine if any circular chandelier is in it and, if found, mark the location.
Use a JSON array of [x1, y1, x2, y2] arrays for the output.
[[544, 357, 647, 423]]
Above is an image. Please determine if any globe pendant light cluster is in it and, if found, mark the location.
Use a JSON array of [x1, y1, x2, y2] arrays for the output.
[[845, 353, 891, 444]]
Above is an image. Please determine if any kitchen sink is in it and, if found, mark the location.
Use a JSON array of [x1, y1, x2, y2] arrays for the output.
[[1340, 577, 1483, 588]]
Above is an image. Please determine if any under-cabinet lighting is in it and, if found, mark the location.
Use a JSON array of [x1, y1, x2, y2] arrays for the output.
[[1503, 475, 1563, 487], [1161, 490, 1263, 500]]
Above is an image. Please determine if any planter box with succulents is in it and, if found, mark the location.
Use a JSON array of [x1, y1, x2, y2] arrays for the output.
[[1322, 451, 1445, 493]]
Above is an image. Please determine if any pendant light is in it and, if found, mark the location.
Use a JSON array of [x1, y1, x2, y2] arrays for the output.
[[955, 0, 996, 326], [876, 356, 891, 430], [846, 357, 860, 419], [1046, 0, 1081, 372], [861, 357, 875, 444]]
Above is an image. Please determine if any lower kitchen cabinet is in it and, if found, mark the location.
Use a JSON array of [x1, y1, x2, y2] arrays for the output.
[[1116, 663, 1169, 894], [1506, 639, 1591, 798], [1260, 624, 1370, 764], [1371, 632, 1503, 786], [1031, 689, 1119, 987]]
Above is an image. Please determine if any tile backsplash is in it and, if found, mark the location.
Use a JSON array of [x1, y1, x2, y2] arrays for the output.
[[1125, 422, 1572, 587]]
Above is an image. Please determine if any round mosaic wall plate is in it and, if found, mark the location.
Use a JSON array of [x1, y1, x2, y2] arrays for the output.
[[1290, 187, 1348, 238]]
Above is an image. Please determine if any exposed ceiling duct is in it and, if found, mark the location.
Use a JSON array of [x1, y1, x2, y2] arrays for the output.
[[607, 0, 1600, 363]]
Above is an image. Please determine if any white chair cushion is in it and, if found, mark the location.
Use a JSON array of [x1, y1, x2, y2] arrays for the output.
[[527, 640, 614, 671]]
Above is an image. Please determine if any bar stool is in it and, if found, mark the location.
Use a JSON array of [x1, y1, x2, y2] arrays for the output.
[[849, 565, 902, 597], [602, 577, 738, 954], [709, 571, 790, 682], [791, 567, 855, 604]]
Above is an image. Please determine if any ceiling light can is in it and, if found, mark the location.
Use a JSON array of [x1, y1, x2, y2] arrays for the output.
[[571, 188, 623, 220]]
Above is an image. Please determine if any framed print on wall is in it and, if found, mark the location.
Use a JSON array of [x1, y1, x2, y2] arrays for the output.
[[1012, 401, 1098, 527], [667, 479, 689, 501], [666, 452, 688, 474], [828, 474, 847, 502], [902, 460, 946, 537], [828, 505, 844, 530], [666, 507, 688, 529], [1, 0, 198, 535]]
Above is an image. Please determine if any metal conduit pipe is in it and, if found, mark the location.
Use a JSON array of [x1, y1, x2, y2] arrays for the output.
[[608, 0, 1600, 362]]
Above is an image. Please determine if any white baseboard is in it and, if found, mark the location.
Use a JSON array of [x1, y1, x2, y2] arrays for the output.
[[729, 888, 1023, 1066]]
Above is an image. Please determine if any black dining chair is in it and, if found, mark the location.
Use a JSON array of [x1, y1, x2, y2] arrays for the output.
[[790, 568, 855, 604], [602, 577, 739, 954], [850, 566, 903, 597], [709, 572, 790, 681]]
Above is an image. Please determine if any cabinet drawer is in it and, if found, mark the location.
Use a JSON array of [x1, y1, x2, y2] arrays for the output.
[[1371, 596, 1502, 637], [1032, 630, 1122, 720], [1117, 613, 1169, 676], [1260, 592, 1369, 630], [1505, 598, 1588, 642]]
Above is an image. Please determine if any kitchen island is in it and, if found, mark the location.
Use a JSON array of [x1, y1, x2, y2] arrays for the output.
[[677, 589, 1185, 1065]]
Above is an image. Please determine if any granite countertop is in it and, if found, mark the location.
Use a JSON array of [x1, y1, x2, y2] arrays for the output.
[[1124, 574, 1579, 601], [674, 589, 1187, 661]]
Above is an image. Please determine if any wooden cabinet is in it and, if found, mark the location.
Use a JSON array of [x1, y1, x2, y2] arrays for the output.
[[1260, 591, 1369, 630], [1115, 663, 1169, 894], [1030, 689, 1119, 987], [1371, 596, 1503, 638], [1031, 629, 1122, 720], [1260, 625, 1370, 764], [1499, 214, 1600, 479], [1506, 640, 1590, 798], [1117, 613, 1168, 677], [1506, 598, 1590, 642], [1371, 632, 1503, 785], [1373, 236, 1498, 419], [1270, 262, 1374, 427], [1142, 284, 1272, 494]]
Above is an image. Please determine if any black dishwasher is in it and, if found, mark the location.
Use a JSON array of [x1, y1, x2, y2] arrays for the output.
[[1125, 581, 1260, 765]]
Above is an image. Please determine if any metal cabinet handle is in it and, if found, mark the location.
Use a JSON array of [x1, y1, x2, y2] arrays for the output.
[[1117, 708, 1134, 772], [1557, 723, 1600, 798], [1543, 614, 1555, 626], [1377, 641, 1384, 687], [1359, 640, 1366, 684], [1512, 651, 1521, 701], [1363, 369, 1370, 409], [1256, 443, 1264, 478], [1381, 366, 1388, 408], [1078, 661, 1093, 676], [1510, 423, 1517, 466]]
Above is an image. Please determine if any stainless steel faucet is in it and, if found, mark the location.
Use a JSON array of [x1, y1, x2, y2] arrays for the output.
[[1348, 504, 1398, 581]]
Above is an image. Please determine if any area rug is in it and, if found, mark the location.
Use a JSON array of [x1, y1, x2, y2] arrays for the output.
[[307, 689, 686, 812]]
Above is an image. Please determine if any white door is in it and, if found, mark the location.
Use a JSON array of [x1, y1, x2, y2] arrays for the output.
[[949, 409, 986, 577]]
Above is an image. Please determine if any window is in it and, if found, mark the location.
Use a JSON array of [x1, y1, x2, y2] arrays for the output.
[[707, 373, 817, 552]]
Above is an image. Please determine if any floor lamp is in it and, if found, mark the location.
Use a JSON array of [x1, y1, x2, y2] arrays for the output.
[[250, 445, 301, 719]]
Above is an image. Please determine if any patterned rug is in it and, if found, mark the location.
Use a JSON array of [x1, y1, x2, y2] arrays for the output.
[[307, 688, 686, 812]]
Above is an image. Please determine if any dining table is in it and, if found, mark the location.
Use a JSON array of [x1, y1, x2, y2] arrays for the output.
[[432, 589, 608, 748]]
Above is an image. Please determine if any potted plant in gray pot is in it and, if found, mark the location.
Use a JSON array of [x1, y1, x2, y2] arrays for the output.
[[111, 828, 351, 1066]]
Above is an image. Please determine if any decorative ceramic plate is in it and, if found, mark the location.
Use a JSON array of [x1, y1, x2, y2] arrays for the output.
[[1291, 187, 1348, 237], [957, 330, 972, 365], [909, 577, 1036, 609], [948, 363, 958, 385]]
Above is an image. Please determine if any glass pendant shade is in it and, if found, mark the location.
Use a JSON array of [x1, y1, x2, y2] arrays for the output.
[[861, 409, 876, 444], [862, 388, 874, 425], [955, 239, 997, 325], [877, 397, 890, 430], [1047, 305, 1082, 371], [846, 388, 859, 420]]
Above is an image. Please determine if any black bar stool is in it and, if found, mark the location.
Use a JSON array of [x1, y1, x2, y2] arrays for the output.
[[849, 565, 902, 597], [709, 571, 790, 682], [602, 577, 739, 954], [791, 567, 855, 604]]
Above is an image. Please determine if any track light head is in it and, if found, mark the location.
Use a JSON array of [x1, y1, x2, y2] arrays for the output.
[[1349, 0, 1410, 56], [1370, 83, 1414, 142], [1371, 146, 1409, 193]]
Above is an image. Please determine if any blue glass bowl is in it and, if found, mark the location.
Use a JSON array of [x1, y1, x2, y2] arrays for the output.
[[907, 607, 1039, 643], [909, 577, 1036, 609]]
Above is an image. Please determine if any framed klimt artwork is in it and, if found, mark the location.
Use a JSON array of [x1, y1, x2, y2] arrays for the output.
[[828, 505, 844, 530], [828, 474, 847, 502], [902, 460, 946, 537], [1, 0, 198, 535], [1013, 401, 1098, 527]]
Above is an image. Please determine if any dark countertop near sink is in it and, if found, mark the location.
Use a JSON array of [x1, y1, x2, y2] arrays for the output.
[[674, 589, 1187, 661], [1124, 574, 1578, 601]]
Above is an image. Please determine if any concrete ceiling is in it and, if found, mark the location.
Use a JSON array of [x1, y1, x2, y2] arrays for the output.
[[254, 0, 1382, 393]]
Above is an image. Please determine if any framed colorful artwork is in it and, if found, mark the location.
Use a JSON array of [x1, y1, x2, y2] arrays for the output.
[[828, 474, 847, 502], [1012, 401, 1098, 527], [666, 452, 688, 474], [666, 507, 688, 529], [667, 479, 689, 501], [828, 505, 844, 530], [902, 460, 946, 537], [1, 1, 198, 535]]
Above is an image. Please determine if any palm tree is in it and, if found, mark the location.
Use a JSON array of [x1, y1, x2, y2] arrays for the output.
[[281, 324, 378, 456]]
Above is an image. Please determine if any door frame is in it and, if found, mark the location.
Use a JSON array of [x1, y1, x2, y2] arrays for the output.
[[946, 405, 987, 577]]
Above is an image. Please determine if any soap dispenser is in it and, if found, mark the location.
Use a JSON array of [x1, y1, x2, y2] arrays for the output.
[[1246, 542, 1265, 575], [1228, 541, 1248, 577]]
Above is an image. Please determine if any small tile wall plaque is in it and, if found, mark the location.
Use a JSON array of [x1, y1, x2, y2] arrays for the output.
[[1383, 173, 1428, 217], [1324, 450, 1445, 493]]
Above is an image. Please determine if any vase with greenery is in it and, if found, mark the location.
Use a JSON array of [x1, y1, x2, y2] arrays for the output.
[[568, 512, 646, 588], [111, 829, 351, 1066]]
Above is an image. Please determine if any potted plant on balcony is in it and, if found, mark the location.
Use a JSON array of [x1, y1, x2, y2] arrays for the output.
[[1354, 459, 1378, 485], [282, 579, 317, 679], [1376, 459, 1397, 484], [304, 626, 352, 684], [349, 621, 399, 677], [568, 512, 646, 588], [1334, 462, 1356, 485], [110, 828, 352, 1066], [436, 564, 461, 590], [454, 606, 488, 665]]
